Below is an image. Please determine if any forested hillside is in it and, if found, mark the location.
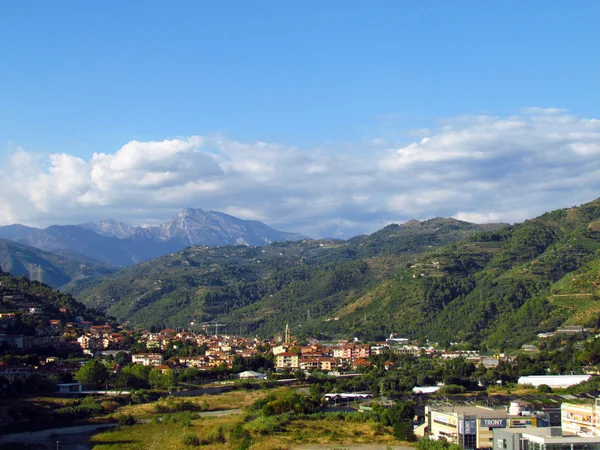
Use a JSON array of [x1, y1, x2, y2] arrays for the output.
[[72, 199, 600, 348], [318, 199, 600, 347], [72, 218, 502, 332], [0, 239, 116, 290], [0, 269, 106, 327]]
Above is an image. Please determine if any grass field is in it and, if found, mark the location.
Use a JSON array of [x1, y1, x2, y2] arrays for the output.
[[91, 413, 405, 450], [114, 388, 287, 419], [91, 387, 413, 450]]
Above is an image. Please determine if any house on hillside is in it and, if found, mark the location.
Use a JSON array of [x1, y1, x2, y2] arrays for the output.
[[132, 353, 164, 366]]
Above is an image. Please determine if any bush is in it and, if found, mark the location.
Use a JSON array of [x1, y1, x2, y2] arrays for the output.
[[244, 415, 289, 434], [179, 411, 193, 428], [537, 384, 552, 393], [229, 422, 253, 449], [54, 401, 104, 419], [117, 414, 136, 426], [438, 384, 466, 395], [130, 389, 158, 405], [100, 400, 120, 413], [200, 425, 226, 444], [153, 399, 201, 413], [181, 432, 200, 446], [416, 438, 463, 450], [393, 420, 415, 441]]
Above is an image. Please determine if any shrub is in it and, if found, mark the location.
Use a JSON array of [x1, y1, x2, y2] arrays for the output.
[[229, 422, 252, 448], [179, 411, 193, 428], [200, 425, 226, 444], [117, 414, 136, 426], [244, 415, 289, 435], [181, 432, 200, 446], [154, 399, 201, 413], [54, 401, 104, 419], [537, 384, 552, 393], [393, 420, 416, 441], [416, 437, 463, 450], [130, 390, 157, 405], [438, 384, 466, 395], [100, 400, 120, 413]]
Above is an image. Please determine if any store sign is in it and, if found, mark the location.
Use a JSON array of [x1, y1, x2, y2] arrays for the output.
[[509, 418, 536, 428], [434, 414, 452, 424], [481, 418, 507, 428], [464, 420, 476, 434], [459, 419, 477, 434]]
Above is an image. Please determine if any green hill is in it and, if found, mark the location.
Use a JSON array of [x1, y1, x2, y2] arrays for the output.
[[71, 218, 503, 331], [71, 198, 600, 348], [0, 239, 117, 290], [0, 269, 106, 326], [321, 198, 600, 346]]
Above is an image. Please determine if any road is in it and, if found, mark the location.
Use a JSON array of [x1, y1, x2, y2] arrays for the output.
[[0, 423, 117, 450]]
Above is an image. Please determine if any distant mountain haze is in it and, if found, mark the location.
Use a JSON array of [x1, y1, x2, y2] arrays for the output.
[[0, 238, 116, 289], [0, 208, 307, 267]]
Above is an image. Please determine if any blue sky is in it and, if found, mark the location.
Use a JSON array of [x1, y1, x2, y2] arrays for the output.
[[1, 1, 600, 237]]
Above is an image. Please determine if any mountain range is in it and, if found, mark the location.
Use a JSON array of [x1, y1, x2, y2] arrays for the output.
[[0, 208, 306, 267], [5, 198, 600, 350], [69, 216, 506, 333], [71, 197, 600, 348]]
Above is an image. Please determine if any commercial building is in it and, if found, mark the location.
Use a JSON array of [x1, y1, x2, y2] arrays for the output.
[[561, 400, 600, 436], [517, 375, 591, 389], [493, 427, 600, 450], [426, 402, 545, 449]]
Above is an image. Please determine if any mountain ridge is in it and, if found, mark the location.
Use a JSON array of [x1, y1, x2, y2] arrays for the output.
[[70, 216, 506, 333], [71, 197, 600, 349], [0, 208, 308, 267]]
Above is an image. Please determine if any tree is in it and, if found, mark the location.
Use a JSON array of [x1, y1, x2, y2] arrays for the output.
[[149, 368, 174, 389], [114, 351, 130, 365], [75, 359, 109, 388]]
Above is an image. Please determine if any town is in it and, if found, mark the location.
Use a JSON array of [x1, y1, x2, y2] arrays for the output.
[[4, 288, 600, 450]]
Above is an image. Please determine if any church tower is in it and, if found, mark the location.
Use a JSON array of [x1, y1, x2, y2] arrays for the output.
[[284, 323, 291, 344]]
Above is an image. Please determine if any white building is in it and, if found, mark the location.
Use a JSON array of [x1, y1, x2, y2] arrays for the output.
[[237, 370, 267, 380], [132, 353, 164, 366], [517, 375, 591, 389]]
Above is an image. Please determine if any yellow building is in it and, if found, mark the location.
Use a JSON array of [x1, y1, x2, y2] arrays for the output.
[[275, 352, 299, 370], [561, 400, 600, 436]]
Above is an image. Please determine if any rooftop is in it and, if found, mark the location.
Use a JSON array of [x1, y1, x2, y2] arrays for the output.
[[428, 405, 533, 418]]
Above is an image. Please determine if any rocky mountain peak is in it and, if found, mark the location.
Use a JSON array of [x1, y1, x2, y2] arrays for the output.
[[79, 219, 138, 239]]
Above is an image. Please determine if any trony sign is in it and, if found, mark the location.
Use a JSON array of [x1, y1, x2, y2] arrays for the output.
[[481, 418, 507, 428]]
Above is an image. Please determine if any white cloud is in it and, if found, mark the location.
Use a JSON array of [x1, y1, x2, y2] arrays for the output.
[[2, 108, 600, 238]]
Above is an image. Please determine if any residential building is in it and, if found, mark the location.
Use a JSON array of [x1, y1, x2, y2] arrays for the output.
[[276, 352, 299, 370], [132, 353, 164, 366]]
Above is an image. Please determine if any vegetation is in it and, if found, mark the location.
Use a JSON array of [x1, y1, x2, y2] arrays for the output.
[[72, 217, 506, 337], [72, 198, 600, 348], [89, 387, 415, 449], [0, 238, 116, 290]]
